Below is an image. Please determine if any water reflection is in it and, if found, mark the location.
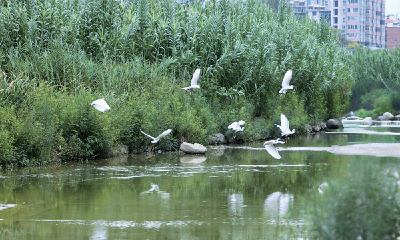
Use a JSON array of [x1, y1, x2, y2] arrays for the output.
[[90, 221, 108, 240], [179, 155, 207, 164], [228, 194, 244, 218], [140, 184, 170, 200], [0, 132, 399, 239], [264, 192, 294, 219]]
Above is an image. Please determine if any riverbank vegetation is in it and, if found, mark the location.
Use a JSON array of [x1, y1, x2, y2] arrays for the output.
[[351, 47, 400, 118], [0, 0, 354, 166]]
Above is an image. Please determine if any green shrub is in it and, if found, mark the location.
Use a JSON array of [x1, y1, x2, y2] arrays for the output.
[[58, 92, 112, 159], [312, 161, 400, 239], [0, 106, 17, 165]]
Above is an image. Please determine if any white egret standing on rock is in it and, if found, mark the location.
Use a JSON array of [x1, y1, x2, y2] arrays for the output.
[[279, 70, 293, 94], [263, 138, 285, 159], [140, 129, 172, 143], [182, 69, 201, 90], [91, 98, 111, 112], [275, 114, 295, 137], [228, 120, 245, 132]]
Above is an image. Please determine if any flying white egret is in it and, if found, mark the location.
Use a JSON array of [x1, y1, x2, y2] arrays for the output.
[[275, 114, 295, 137], [182, 69, 201, 90], [228, 120, 245, 132], [278, 70, 293, 94], [91, 98, 110, 112], [140, 129, 172, 143], [263, 138, 285, 159]]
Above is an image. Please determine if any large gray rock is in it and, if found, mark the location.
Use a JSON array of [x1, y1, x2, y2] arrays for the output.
[[208, 133, 226, 145], [382, 112, 394, 120], [326, 119, 340, 129], [180, 142, 207, 154]]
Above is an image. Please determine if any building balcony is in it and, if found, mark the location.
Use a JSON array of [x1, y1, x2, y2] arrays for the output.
[[347, 12, 359, 17], [347, 29, 359, 33], [347, 4, 359, 8]]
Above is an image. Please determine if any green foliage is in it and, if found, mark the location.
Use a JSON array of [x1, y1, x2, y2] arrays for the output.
[[0, 0, 355, 166], [360, 89, 393, 112], [0, 106, 17, 165], [312, 161, 400, 239], [351, 48, 400, 112]]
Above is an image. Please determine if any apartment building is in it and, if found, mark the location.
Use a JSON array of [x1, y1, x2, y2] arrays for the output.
[[290, 0, 386, 48], [331, 0, 386, 47]]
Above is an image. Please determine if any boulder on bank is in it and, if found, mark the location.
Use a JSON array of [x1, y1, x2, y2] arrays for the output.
[[382, 112, 394, 120], [180, 142, 207, 154], [208, 133, 226, 145], [326, 119, 340, 129]]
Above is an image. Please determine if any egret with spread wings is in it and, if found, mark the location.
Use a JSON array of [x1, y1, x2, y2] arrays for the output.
[[140, 129, 172, 143], [275, 114, 295, 137], [279, 70, 293, 94], [182, 69, 201, 90], [263, 138, 285, 159]]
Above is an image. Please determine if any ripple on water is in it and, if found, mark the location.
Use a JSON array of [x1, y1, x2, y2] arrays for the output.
[[27, 219, 204, 229]]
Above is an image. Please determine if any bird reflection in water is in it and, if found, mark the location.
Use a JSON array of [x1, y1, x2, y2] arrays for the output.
[[263, 192, 294, 219], [140, 184, 170, 200], [228, 194, 245, 218]]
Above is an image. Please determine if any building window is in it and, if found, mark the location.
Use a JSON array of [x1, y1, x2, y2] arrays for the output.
[[334, 17, 338, 24], [343, 17, 346, 22], [342, 25, 346, 29], [334, 9, 338, 15], [334, 1, 338, 7], [347, 17, 359, 21], [312, 11, 316, 16]]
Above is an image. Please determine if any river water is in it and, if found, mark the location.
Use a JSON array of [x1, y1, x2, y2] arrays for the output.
[[1, 130, 399, 239]]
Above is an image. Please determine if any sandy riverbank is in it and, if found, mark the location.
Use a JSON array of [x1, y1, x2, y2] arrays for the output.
[[328, 143, 400, 158]]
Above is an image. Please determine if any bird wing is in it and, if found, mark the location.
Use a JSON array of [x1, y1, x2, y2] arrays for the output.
[[264, 144, 281, 159], [228, 122, 237, 129], [157, 129, 172, 139], [191, 69, 201, 86], [140, 130, 156, 140], [282, 70, 292, 88], [91, 98, 110, 112], [281, 114, 290, 131]]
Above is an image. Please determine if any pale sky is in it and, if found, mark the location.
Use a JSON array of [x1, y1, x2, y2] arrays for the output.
[[385, 0, 400, 16]]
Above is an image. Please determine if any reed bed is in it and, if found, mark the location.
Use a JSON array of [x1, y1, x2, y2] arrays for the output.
[[0, 0, 354, 166]]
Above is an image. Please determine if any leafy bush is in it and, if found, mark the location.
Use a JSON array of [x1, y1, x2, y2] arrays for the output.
[[312, 161, 400, 239]]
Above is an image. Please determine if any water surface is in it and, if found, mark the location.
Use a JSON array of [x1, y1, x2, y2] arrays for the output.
[[1, 131, 399, 239]]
